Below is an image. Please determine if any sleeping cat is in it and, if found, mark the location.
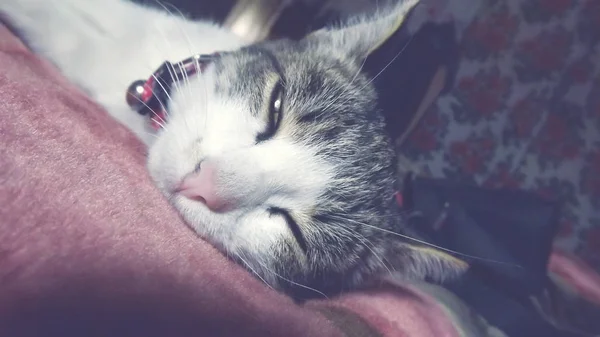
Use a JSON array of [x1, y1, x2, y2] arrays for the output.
[[0, 0, 467, 298]]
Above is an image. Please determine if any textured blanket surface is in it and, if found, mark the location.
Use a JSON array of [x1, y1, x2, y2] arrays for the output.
[[0, 22, 463, 337]]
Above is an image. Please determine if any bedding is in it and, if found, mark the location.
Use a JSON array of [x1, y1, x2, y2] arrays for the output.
[[0, 22, 471, 337], [2, 0, 600, 333]]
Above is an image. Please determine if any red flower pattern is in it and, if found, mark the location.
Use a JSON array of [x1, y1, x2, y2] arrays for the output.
[[409, 127, 437, 152], [556, 220, 574, 239], [582, 0, 600, 29], [534, 113, 581, 161], [581, 150, 600, 204], [540, 0, 574, 15], [483, 165, 524, 190], [400, 0, 599, 274], [568, 58, 593, 84], [517, 28, 571, 73], [464, 8, 519, 55], [449, 136, 495, 175], [508, 94, 546, 138], [587, 82, 600, 120], [584, 228, 600, 257], [457, 69, 511, 117], [406, 109, 447, 153]]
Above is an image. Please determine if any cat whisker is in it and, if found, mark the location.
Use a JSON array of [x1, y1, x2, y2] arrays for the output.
[[128, 93, 169, 131], [353, 210, 424, 220], [143, 131, 160, 139], [147, 72, 191, 147], [153, 116, 168, 129], [347, 229, 394, 276], [327, 214, 523, 269], [318, 52, 370, 115], [330, 35, 414, 112], [200, 55, 210, 137], [164, 55, 184, 114], [90, 12, 175, 125], [349, 53, 369, 88], [135, 56, 174, 120], [254, 259, 330, 300], [176, 60, 194, 119], [148, 73, 173, 115], [155, 0, 198, 130], [313, 90, 343, 121], [359, 35, 414, 91], [235, 251, 275, 291], [146, 6, 186, 119]]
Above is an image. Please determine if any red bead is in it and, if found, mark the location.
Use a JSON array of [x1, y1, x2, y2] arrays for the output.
[[394, 192, 403, 207], [126, 79, 148, 111]]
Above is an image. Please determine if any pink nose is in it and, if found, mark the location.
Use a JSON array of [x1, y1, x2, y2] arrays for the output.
[[176, 163, 230, 212]]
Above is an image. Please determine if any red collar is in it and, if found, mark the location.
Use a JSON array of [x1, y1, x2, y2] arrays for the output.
[[125, 53, 218, 130]]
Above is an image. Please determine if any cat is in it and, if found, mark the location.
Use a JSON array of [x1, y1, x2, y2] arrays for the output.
[[0, 0, 467, 299]]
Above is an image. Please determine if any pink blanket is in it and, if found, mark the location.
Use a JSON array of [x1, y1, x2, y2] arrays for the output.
[[0, 23, 468, 337]]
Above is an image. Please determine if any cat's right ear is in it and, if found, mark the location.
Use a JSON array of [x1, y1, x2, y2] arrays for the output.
[[304, 0, 421, 62], [380, 236, 469, 285]]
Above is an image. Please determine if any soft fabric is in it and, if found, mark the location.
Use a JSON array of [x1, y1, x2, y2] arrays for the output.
[[404, 176, 560, 296], [0, 22, 479, 337], [309, 283, 497, 337], [399, 175, 600, 336], [400, 0, 600, 271], [403, 176, 567, 336], [543, 249, 600, 334]]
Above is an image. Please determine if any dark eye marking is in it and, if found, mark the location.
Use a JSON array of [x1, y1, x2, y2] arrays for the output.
[[268, 207, 308, 253], [256, 81, 284, 143]]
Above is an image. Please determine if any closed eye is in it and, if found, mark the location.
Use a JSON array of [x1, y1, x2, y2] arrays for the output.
[[268, 207, 307, 253], [256, 80, 284, 143]]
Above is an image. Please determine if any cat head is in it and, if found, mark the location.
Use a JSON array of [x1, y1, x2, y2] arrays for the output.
[[147, 0, 466, 298]]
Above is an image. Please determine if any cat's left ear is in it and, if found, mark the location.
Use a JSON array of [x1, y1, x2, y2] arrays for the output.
[[305, 0, 456, 144], [305, 0, 421, 61]]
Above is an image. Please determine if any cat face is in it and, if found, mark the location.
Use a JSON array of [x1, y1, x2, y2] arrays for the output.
[[147, 0, 465, 298]]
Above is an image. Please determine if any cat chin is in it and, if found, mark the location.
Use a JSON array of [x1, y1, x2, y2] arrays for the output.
[[172, 194, 285, 254], [172, 195, 230, 236], [172, 195, 287, 288]]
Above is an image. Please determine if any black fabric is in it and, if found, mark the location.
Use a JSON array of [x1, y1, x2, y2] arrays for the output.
[[401, 176, 580, 337], [364, 21, 459, 143]]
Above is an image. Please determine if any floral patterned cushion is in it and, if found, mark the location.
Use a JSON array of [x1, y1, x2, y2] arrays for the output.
[[401, 0, 600, 272]]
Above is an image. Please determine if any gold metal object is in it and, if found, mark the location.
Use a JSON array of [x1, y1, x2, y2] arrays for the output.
[[223, 0, 290, 43]]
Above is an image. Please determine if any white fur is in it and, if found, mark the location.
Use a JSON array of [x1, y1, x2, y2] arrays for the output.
[[1, 0, 335, 280], [1, 0, 244, 145], [148, 69, 334, 263]]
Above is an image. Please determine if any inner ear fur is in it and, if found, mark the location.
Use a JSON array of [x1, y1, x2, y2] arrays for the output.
[[386, 241, 469, 283]]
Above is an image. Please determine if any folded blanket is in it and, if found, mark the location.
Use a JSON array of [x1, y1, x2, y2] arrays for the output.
[[0, 22, 472, 337]]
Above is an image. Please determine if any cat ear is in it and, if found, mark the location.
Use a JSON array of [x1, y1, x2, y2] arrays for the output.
[[305, 0, 421, 61], [304, 0, 455, 145], [380, 238, 469, 284]]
